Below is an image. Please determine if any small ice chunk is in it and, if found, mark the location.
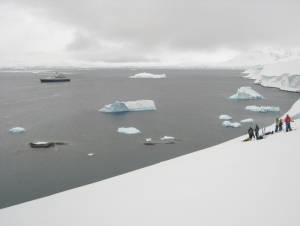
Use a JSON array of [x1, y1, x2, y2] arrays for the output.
[[117, 127, 141, 135], [240, 118, 254, 123], [229, 86, 263, 100], [222, 121, 241, 128], [245, 105, 280, 113], [99, 100, 156, 113], [219, 114, 232, 120], [145, 138, 152, 142], [160, 136, 175, 140], [88, 153, 95, 156], [9, 127, 26, 134], [130, 72, 166, 79]]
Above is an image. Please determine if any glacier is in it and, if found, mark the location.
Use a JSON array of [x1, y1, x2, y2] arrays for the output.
[[129, 72, 166, 79], [229, 86, 263, 100], [99, 100, 156, 113], [222, 121, 241, 128], [245, 105, 280, 113], [9, 127, 26, 134], [218, 114, 232, 120], [117, 127, 141, 135], [244, 59, 300, 92]]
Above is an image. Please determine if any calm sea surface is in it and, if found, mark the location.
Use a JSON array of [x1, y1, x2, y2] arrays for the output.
[[0, 68, 299, 208]]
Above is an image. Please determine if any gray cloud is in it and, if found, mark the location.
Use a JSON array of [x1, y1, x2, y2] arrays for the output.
[[4, 0, 300, 65]]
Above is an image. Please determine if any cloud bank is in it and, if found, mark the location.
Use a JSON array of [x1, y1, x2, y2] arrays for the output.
[[1, 0, 300, 67]]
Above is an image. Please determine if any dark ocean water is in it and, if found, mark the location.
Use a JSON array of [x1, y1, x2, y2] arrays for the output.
[[0, 68, 299, 208]]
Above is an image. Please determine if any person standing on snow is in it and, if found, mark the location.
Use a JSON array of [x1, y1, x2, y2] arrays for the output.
[[247, 127, 255, 140], [254, 124, 260, 139], [279, 118, 283, 131], [284, 114, 293, 132], [275, 118, 280, 132]]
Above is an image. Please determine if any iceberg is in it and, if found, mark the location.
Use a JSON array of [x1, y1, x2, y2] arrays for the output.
[[218, 114, 232, 120], [245, 105, 280, 113], [117, 127, 141, 135], [240, 118, 254, 123], [99, 100, 156, 113], [229, 86, 263, 100], [160, 136, 175, 141], [9, 127, 26, 134], [222, 121, 241, 128], [129, 72, 166, 79]]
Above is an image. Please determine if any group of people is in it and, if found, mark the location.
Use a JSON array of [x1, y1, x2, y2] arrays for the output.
[[245, 114, 294, 141]]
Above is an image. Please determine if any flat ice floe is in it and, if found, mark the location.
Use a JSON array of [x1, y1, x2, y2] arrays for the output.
[[218, 114, 232, 120], [117, 127, 141, 135], [9, 127, 26, 134], [229, 86, 263, 100], [222, 121, 241, 128], [99, 100, 156, 113], [160, 136, 175, 140], [240, 118, 254, 123], [129, 72, 166, 79], [245, 105, 280, 113]]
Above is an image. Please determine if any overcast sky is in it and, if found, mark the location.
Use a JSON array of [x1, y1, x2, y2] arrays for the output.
[[1, 0, 300, 67]]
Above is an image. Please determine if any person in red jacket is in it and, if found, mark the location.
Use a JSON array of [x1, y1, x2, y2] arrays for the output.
[[284, 114, 293, 132]]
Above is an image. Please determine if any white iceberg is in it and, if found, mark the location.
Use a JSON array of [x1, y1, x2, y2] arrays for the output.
[[245, 105, 280, 113], [160, 136, 175, 141], [222, 121, 241, 128], [129, 72, 166, 79], [99, 100, 156, 113], [145, 138, 152, 142], [117, 127, 141, 135], [218, 114, 232, 120], [9, 127, 26, 134], [240, 118, 254, 123], [229, 86, 263, 100]]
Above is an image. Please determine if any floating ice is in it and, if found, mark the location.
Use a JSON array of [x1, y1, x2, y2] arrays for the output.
[[130, 72, 166, 79], [160, 136, 175, 140], [245, 105, 280, 113], [222, 121, 241, 128], [100, 100, 156, 113], [229, 86, 263, 100], [88, 153, 95, 156], [99, 101, 129, 113], [219, 114, 232, 120], [9, 127, 26, 134], [117, 127, 141, 135], [240, 118, 254, 123]]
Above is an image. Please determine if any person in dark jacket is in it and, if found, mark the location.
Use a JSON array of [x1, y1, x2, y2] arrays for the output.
[[254, 124, 260, 139], [275, 118, 280, 132], [278, 118, 283, 132], [248, 127, 255, 140], [284, 114, 293, 132]]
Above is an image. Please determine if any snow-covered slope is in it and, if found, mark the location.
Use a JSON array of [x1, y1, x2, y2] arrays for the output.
[[244, 59, 300, 92], [1, 98, 300, 225]]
